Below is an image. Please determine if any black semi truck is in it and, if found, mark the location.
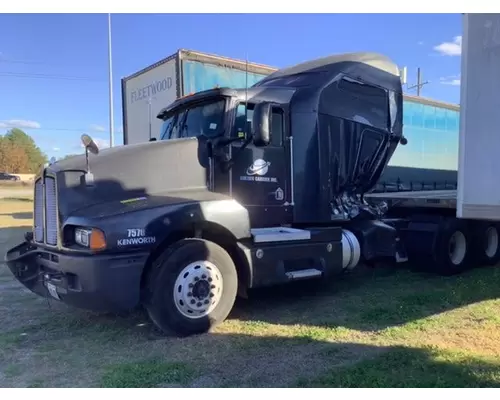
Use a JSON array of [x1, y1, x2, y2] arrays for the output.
[[5, 52, 500, 337]]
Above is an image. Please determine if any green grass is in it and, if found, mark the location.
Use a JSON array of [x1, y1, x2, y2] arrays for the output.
[[298, 346, 500, 388], [100, 360, 195, 388]]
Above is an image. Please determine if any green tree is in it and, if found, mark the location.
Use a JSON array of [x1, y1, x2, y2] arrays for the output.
[[2, 128, 47, 173], [0, 136, 31, 173]]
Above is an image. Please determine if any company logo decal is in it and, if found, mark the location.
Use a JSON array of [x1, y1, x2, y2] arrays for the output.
[[246, 159, 271, 176], [240, 159, 277, 183]]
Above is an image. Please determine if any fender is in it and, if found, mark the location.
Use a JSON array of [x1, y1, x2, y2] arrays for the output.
[[63, 193, 251, 254]]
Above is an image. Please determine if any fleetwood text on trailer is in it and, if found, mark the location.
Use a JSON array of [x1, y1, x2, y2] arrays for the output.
[[121, 49, 276, 145], [5, 48, 500, 338]]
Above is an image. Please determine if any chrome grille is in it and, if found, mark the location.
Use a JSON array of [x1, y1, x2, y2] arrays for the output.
[[33, 173, 59, 246], [34, 179, 44, 242], [45, 176, 58, 245]]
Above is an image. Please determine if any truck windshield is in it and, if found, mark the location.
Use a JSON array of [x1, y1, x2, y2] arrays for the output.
[[160, 99, 225, 140]]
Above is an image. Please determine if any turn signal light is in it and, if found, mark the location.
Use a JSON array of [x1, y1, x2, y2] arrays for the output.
[[90, 228, 107, 251]]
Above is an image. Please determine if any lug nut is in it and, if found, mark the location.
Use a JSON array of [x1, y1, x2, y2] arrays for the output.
[[197, 302, 202, 307], [187, 292, 192, 297], [210, 284, 215, 289], [194, 277, 200, 282], [202, 274, 207, 279], [188, 283, 194, 288], [209, 293, 214, 298], [190, 299, 195, 304], [204, 300, 209, 304], [208, 277, 213, 282]]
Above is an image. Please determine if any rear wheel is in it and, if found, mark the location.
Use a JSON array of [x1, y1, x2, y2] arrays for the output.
[[472, 222, 500, 266], [144, 238, 238, 337], [433, 219, 473, 276]]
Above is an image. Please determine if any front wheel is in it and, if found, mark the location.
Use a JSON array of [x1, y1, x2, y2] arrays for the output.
[[144, 238, 238, 337]]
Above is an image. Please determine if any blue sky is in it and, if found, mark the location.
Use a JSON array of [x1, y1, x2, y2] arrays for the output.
[[0, 13, 462, 158]]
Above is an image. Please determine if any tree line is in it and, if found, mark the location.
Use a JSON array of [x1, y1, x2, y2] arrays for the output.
[[0, 128, 48, 173]]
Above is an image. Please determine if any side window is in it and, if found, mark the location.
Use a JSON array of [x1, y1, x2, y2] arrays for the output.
[[270, 108, 284, 147], [234, 102, 284, 147], [234, 103, 254, 138]]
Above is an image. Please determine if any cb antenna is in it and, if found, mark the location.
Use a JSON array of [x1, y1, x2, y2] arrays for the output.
[[245, 52, 249, 136]]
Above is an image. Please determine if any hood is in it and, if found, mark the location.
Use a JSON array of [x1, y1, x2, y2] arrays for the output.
[[49, 138, 209, 217]]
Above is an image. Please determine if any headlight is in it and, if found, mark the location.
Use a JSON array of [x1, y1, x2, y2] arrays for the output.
[[74, 227, 106, 250], [75, 228, 91, 247]]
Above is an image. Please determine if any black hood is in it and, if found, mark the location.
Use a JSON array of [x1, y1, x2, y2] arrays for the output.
[[49, 138, 209, 218]]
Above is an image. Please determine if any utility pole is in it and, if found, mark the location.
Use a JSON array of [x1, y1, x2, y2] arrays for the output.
[[406, 67, 429, 96], [107, 13, 115, 147]]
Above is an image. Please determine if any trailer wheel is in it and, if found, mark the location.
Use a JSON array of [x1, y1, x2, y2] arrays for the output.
[[472, 223, 500, 266], [144, 238, 238, 337], [433, 219, 472, 276]]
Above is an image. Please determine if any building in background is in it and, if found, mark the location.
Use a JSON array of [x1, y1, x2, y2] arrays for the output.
[[377, 95, 459, 192]]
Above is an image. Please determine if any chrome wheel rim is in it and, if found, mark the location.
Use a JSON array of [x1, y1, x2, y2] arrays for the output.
[[173, 260, 223, 319]]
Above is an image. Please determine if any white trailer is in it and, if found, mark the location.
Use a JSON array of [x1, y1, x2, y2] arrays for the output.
[[457, 13, 500, 221], [121, 49, 276, 145]]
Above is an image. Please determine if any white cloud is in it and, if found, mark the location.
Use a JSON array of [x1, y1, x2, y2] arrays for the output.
[[0, 119, 41, 129], [434, 36, 462, 56], [442, 79, 461, 86], [439, 74, 461, 86], [53, 147, 60, 152], [90, 124, 106, 132]]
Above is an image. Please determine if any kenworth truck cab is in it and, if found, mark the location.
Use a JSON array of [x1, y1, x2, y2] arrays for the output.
[[6, 52, 408, 336]]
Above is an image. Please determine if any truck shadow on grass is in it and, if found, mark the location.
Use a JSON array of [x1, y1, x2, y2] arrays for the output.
[[1, 294, 500, 388], [230, 262, 500, 333], [94, 336, 500, 388], [2, 315, 500, 387]]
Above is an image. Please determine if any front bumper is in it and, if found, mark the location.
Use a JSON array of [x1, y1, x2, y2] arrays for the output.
[[4, 240, 149, 312]]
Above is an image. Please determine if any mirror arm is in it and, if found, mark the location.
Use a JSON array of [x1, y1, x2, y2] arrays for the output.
[[221, 135, 253, 172]]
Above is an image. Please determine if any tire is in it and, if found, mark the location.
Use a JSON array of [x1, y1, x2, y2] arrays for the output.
[[432, 218, 473, 276], [144, 238, 238, 337], [471, 222, 500, 267]]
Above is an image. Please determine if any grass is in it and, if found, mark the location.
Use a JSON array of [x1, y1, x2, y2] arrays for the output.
[[1, 199, 500, 387], [101, 360, 195, 388], [298, 346, 500, 388]]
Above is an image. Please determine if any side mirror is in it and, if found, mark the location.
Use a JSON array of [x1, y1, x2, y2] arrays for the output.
[[252, 102, 271, 147], [80, 134, 99, 186], [81, 134, 99, 155]]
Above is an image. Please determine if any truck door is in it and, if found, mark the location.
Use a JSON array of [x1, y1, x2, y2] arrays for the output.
[[225, 103, 291, 227]]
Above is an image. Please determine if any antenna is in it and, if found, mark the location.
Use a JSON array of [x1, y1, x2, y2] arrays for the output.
[[245, 52, 249, 136], [399, 66, 407, 86]]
